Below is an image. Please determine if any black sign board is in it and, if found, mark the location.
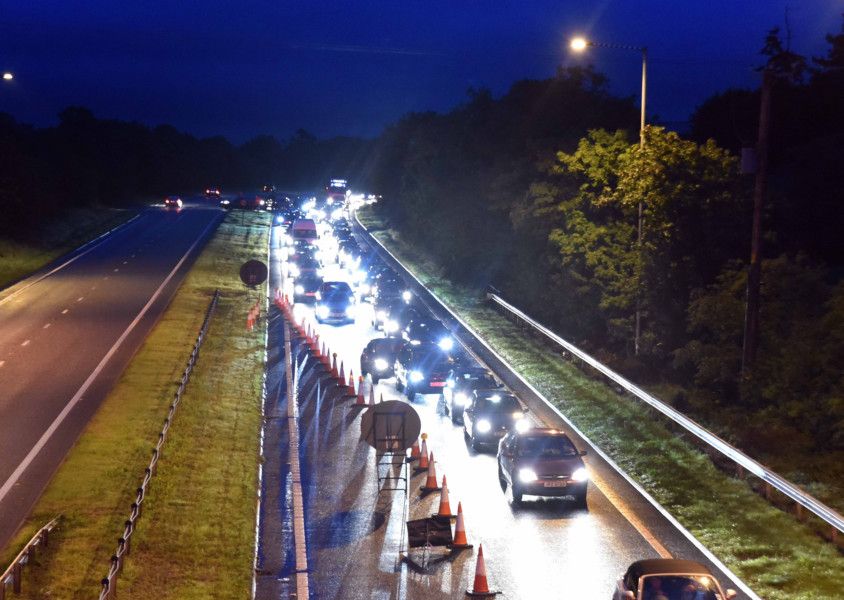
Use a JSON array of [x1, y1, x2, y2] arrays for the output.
[[239, 260, 268, 287], [406, 517, 453, 548]]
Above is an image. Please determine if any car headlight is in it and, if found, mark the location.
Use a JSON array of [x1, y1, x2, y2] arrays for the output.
[[402, 290, 412, 302], [376, 310, 387, 321], [344, 305, 355, 316], [514, 418, 531, 433], [220, 199, 230, 205], [453, 392, 469, 406], [518, 468, 538, 483], [409, 370, 424, 383], [373, 358, 389, 372], [570, 467, 588, 482], [358, 283, 370, 295], [276, 215, 285, 224], [316, 305, 329, 319], [288, 265, 300, 277], [384, 320, 399, 333], [438, 337, 454, 351], [294, 285, 305, 294], [476, 419, 491, 433]]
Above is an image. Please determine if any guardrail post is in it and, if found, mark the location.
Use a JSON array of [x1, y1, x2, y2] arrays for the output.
[[41, 528, 50, 547], [12, 563, 21, 593], [112, 553, 121, 577], [123, 521, 133, 555], [764, 482, 772, 501], [101, 578, 110, 599], [1, 577, 6, 600]]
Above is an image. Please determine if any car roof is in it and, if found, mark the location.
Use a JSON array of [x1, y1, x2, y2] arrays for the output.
[[625, 559, 714, 580]]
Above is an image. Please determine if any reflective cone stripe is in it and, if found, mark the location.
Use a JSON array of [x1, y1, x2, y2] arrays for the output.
[[331, 354, 338, 378], [470, 545, 489, 595], [348, 370, 356, 396], [436, 475, 453, 517], [421, 452, 440, 491], [451, 502, 472, 548], [356, 376, 366, 405], [409, 440, 420, 461], [339, 361, 346, 384]]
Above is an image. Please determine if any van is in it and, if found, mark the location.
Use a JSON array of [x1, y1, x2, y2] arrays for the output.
[[291, 219, 318, 242]]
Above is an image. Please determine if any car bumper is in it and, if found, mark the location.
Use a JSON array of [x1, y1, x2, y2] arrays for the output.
[[520, 480, 586, 498]]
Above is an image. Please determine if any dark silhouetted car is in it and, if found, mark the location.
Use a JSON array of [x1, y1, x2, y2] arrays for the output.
[[463, 390, 528, 451], [360, 337, 405, 384], [293, 273, 322, 303], [315, 281, 355, 324], [613, 559, 736, 600], [393, 341, 452, 400], [164, 196, 182, 208], [497, 428, 587, 507], [444, 365, 502, 424]]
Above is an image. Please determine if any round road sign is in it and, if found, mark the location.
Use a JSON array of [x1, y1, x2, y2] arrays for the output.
[[360, 400, 422, 451], [239, 260, 268, 287]]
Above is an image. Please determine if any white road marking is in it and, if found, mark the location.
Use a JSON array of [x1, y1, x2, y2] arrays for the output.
[[91, 285, 97, 290], [43, 323, 51, 329], [61, 309, 69, 314], [123, 261, 128, 265], [0, 361, 5, 368], [21, 340, 30, 347], [77, 296, 84, 302], [113, 268, 119, 273], [0, 216, 219, 506]]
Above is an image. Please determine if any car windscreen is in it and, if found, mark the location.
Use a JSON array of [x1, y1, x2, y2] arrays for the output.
[[476, 396, 521, 413], [320, 282, 352, 299], [519, 435, 578, 458], [638, 575, 720, 600]]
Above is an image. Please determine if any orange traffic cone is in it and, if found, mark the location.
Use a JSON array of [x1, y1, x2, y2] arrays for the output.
[[415, 437, 429, 472], [322, 343, 331, 368], [433, 475, 455, 518], [408, 439, 420, 461], [355, 376, 366, 405], [339, 361, 346, 384], [246, 313, 254, 331], [331, 353, 339, 378], [465, 544, 498, 597], [420, 452, 441, 492], [312, 333, 320, 355], [347, 370, 356, 396], [450, 502, 473, 549]]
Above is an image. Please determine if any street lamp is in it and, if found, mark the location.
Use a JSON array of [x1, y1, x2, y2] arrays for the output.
[[569, 36, 648, 356], [2, 72, 13, 81]]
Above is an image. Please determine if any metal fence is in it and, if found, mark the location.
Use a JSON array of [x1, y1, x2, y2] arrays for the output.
[[98, 289, 220, 600], [0, 516, 61, 600], [485, 289, 844, 541]]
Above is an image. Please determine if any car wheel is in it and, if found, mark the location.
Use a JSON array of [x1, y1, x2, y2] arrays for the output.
[[406, 386, 415, 401], [451, 411, 460, 425], [395, 378, 404, 392], [511, 483, 524, 505], [573, 490, 588, 511], [470, 435, 480, 451]]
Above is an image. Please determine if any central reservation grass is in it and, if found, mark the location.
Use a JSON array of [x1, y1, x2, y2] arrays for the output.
[[2, 210, 270, 599], [357, 207, 844, 600]]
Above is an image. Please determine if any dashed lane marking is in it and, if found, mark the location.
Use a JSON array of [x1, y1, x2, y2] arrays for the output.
[[43, 323, 51, 329], [61, 309, 69, 314], [21, 340, 30, 347], [77, 296, 84, 302]]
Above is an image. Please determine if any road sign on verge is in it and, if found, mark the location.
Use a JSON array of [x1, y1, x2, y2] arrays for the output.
[[239, 260, 268, 287]]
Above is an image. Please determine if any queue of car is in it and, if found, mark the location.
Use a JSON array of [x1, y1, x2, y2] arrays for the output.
[[281, 189, 738, 600]]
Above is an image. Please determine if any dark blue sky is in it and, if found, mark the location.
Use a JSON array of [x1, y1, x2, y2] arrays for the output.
[[1, 1, 840, 142]]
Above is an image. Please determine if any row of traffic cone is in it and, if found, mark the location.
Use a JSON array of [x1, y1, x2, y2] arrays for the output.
[[411, 433, 496, 596], [246, 299, 261, 331]]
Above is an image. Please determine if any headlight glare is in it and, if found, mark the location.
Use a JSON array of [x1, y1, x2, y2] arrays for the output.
[[294, 285, 305, 294], [373, 358, 389, 371], [476, 419, 491, 433], [409, 370, 424, 383], [514, 419, 531, 433], [571, 467, 588, 482], [454, 392, 469, 406], [316, 305, 329, 319], [518, 468, 538, 483]]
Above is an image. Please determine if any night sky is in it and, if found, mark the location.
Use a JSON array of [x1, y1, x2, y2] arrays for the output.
[[1, 1, 840, 142]]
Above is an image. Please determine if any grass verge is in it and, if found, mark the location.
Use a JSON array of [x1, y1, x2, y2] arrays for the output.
[[358, 207, 844, 600], [0, 206, 139, 290], [2, 211, 270, 599]]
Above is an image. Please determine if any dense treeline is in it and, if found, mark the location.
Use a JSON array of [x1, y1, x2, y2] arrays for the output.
[[0, 108, 370, 237], [364, 23, 844, 452]]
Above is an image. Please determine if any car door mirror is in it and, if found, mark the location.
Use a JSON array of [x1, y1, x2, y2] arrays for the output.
[[725, 591, 737, 600], [579, 450, 588, 456]]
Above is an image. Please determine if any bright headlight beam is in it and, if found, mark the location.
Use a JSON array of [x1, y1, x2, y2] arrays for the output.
[[518, 467, 538, 483], [409, 370, 424, 383], [570, 467, 588, 482], [476, 419, 491, 433], [373, 358, 389, 371]]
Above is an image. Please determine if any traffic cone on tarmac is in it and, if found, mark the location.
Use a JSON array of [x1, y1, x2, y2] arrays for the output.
[[420, 452, 441, 492], [331, 353, 339, 378], [450, 502, 473, 550], [347, 370, 357, 396], [408, 438, 420, 461], [369, 381, 376, 406], [415, 437, 429, 472], [465, 544, 498, 597], [355, 376, 366, 405], [339, 361, 346, 384], [433, 475, 456, 518]]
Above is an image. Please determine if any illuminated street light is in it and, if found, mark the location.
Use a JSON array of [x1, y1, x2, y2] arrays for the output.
[[2, 72, 13, 81], [568, 36, 648, 356], [569, 37, 588, 52]]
